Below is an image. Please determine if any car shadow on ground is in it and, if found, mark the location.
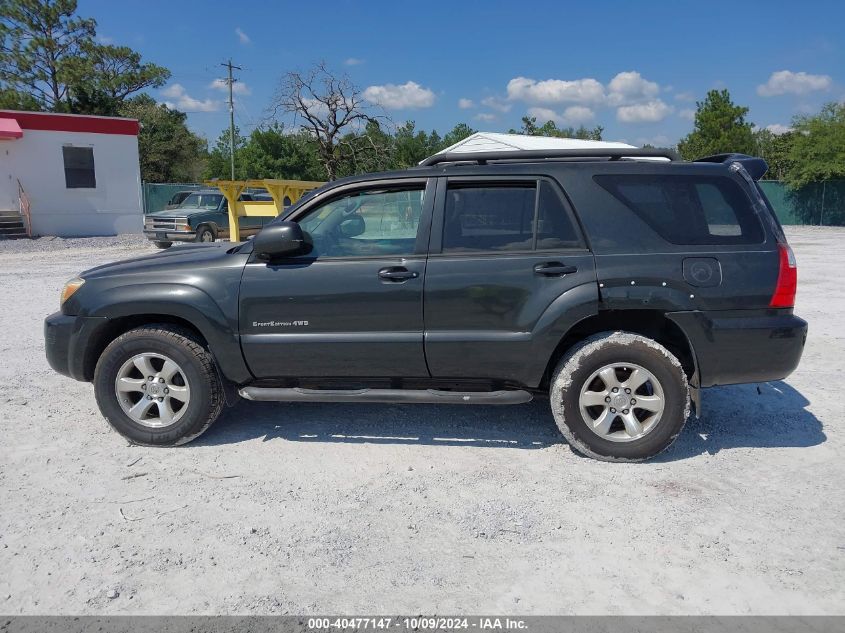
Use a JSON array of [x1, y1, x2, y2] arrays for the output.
[[196, 380, 824, 460]]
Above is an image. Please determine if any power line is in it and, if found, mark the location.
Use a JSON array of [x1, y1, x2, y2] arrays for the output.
[[220, 59, 242, 180]]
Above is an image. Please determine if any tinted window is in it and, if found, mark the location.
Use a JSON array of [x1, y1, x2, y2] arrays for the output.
[[594, 174, 763, 245], [298, 187, 424, 257], [536, 181, 581, 249], [443, 185, 536, 253], [62, 146, 96, 189], [443, 182, 581, 253]]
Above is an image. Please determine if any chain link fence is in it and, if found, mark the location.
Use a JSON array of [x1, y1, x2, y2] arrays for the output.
[[142, 183, 204, 214], [142, 181, 845, 226], [758, 180, 845, 226]]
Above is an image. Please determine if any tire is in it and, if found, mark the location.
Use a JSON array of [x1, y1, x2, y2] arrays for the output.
[[195, 225, 215, 243], [154, 241, 172, 249], [549, 331, 690, 462], [93, 325, 224, 446]]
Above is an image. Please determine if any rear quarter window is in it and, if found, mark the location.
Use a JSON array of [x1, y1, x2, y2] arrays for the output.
[[594, 174, 764, 245]]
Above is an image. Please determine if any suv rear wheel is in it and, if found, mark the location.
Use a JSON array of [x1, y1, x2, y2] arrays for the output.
[[93, 325, 224, 446], [550, 331, 690, 461]]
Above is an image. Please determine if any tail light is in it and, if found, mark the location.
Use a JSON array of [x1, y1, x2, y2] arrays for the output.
[[770, 243, 797, 308]]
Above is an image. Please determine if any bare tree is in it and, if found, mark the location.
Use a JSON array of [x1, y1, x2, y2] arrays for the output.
[[270, 62, 388, 180]]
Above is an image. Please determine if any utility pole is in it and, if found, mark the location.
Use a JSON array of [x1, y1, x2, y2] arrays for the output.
[[220, 59, 242, 180]]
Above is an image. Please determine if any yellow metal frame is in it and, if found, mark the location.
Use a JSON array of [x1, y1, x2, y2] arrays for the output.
[[204, 178, 325, 241]]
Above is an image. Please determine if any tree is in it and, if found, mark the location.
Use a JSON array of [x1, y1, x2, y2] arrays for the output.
[[119, 95, 206, 182], [784, 102, 845, 189], [440, 122, 476, 149], [270, 62, 385, 180], [753, 128, 796, 181], [66, 43, 169, 115], [509, 116, 603, 140], [0, 0, 168, 113], [677, 89, 755, 160]]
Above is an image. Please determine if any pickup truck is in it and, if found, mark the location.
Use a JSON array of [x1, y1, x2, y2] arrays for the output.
[[143, 190, 261, 248]]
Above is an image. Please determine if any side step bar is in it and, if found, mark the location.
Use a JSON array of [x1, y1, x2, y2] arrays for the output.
[[238, 386, 533, 405]]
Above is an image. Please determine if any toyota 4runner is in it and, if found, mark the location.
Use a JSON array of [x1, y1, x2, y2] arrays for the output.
[[44, 148, 807, 461]]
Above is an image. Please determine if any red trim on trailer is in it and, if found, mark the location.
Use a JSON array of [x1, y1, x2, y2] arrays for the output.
[[0, 110, 139, 136]]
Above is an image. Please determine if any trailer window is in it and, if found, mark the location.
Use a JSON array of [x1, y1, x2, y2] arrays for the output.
[[62, 146, 96, 189]]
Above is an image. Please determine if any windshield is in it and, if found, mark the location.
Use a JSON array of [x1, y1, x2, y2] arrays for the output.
[[179, 193, 222, 210]]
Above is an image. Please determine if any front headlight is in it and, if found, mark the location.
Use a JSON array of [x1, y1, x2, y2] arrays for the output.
[[60, 277, 85, 307]]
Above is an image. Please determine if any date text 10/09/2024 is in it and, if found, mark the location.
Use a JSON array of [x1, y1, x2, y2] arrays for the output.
[[307, 617, 528, 631]]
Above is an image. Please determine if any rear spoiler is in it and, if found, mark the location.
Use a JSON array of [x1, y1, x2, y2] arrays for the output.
[[694, 153, 768, 181]]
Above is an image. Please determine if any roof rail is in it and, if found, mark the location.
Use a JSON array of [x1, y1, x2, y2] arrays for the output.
[[693, 153, 768, 181], [419, 147, 679, 167]]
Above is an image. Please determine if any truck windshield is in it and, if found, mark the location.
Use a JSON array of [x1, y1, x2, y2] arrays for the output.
[[180, 193, 222, 210]]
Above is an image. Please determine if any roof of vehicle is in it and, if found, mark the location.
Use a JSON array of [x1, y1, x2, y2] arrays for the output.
[[434, 131, 639, 155]]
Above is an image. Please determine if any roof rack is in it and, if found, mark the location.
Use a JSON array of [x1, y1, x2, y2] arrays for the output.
[[419, 147, 679, 167]]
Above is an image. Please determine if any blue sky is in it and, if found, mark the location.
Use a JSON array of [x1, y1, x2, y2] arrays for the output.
[[81, 0, 845, 146]]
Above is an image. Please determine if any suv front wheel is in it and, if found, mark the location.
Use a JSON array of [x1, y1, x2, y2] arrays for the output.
[[550, 331, 690, 462], [94, 325, 224, 446]]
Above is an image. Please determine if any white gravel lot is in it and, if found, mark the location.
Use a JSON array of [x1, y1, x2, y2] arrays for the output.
[[0, 227, 843, 615]]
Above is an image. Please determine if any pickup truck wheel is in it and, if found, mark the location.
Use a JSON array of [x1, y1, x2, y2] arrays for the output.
[[93, 325, 224, 446], [550, 331, 690, 462], [195, 226, 215, 243], [154, 241, 172, 249]]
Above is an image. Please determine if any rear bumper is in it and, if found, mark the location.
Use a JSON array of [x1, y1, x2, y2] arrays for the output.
[[44, 312, 108, 381], [668, 310, 807, 387]]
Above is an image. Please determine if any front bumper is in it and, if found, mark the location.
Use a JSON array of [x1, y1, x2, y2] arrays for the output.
[[44, 312, 108, 381], [143, 229, 195, 243], [668, 311, 808, 387]]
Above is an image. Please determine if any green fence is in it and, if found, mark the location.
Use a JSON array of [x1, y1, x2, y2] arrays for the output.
[[759, 180, 845, 226], [142, 183, 203, 214]]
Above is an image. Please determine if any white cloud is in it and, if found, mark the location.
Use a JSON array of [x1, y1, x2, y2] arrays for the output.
[[561, 105, 595, 124], [606, 71, 659, 106], [235, 27, 250, 44], [674, 91, 696, 102], [765, 123, 793, 135], [481, 96, 511, 112], [757, 70, 832, 97], [458, 98, 474, 109], [160, 84, 220, 112], [526, 107, 560, 123], [527, 105, 595, 126], [208, 78, 251, 96], [344, 57, 364, 66], [679, 108, 695, 121], [616, 99, 673, 123], [363, 81, 435, 109], [474, 112, 497, 122], [506, 76, 605, 105]]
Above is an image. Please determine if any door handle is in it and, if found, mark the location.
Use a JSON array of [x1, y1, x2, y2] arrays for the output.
[[534, 262, 578, 276], [378, 266, 419, 282]]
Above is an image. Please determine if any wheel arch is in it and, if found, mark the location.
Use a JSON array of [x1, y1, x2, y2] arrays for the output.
[[541, 309, 699, 392], [81, 284, 252, 384]]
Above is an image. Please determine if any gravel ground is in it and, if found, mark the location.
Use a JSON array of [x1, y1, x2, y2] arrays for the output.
[[0, 227, 843, 615]]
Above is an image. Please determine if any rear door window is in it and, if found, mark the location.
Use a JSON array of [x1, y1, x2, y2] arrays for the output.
[[594, 174, 763, 245], [442, 181, 582, 253]]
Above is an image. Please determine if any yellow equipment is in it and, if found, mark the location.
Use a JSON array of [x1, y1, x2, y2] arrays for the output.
[[204, 178, 325, 241]]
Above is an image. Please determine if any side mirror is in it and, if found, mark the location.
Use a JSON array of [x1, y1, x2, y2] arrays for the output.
[[254, 222, 307, 260], [339, 214, 366, 238]]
